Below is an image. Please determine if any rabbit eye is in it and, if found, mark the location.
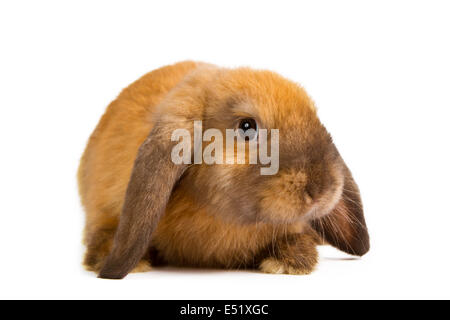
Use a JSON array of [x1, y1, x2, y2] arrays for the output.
[[238, 118, 258, 140]]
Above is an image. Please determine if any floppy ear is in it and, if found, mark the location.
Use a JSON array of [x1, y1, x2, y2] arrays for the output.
[[98, 125, 190, 279], [311, 165, 370, 256]]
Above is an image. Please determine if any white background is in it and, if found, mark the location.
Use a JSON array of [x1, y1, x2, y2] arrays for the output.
[[1, 1, 449, 299]]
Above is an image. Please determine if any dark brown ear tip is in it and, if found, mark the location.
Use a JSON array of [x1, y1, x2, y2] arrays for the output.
[[347, 242, 370, 256], [98, 269, 127, 280], [97, 261, 130, 279], [346, 233, 370, 257]]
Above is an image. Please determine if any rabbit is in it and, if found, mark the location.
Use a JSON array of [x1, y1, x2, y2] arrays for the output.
[[78, 61, 370, 279]]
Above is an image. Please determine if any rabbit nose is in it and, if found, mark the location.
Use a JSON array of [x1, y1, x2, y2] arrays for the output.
[[305, 183, 318, 201], [305, 182, 320, 202], [281, 170, 318, 204]]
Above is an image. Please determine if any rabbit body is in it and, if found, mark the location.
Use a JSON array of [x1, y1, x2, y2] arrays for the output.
[[78, 61, 369, 279]]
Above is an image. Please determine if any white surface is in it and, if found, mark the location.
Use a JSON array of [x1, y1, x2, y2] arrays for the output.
[[0, 1, 449, 299]]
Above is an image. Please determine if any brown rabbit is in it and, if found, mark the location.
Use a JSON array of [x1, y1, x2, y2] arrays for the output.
[[78, 61, 369, 279]]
